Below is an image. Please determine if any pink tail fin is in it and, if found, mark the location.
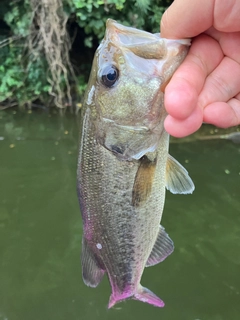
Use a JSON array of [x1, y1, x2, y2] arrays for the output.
[[108, 285, 164, 309], [134, 286, 165, 307]]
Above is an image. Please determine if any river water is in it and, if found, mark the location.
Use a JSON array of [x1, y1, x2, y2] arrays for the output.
[[0, 110, 239, 320]]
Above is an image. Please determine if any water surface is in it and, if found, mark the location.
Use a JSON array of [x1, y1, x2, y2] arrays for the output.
[[0, 110, 239, 320]]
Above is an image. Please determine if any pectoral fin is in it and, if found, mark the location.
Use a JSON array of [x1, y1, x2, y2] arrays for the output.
[[132, 156, 156, 207], [146, 225, 174, 267], [81, 237, 105, 287], [166, 154, 195, 194]]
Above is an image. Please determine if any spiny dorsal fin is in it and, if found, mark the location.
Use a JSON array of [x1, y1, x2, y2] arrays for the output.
[[132, 156, 156, 207], [166, 154, 195, 194], [146, 225, 174, 267], [81, 237, 105, 287]]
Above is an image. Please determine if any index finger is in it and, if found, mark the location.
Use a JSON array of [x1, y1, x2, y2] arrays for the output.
[[160, 0, 214, 38], [164, 34, 223, 119]]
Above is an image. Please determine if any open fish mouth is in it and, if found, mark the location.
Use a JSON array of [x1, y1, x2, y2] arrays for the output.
[[97, 117, 161, 160], [102, 117, 150, 132]]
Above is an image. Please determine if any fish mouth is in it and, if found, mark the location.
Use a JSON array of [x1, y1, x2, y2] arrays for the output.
[[102, 117, 150, 132], [97, 117, 162, 160]]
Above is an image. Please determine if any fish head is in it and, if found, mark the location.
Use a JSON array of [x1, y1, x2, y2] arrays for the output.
[[84, 19, 190, 160]]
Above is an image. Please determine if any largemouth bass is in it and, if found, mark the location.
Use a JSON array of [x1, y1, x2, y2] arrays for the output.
[[77, 19, 194, 308]]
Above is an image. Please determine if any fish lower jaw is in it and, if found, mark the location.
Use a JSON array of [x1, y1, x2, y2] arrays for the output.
[[108, 285, 165, 309]]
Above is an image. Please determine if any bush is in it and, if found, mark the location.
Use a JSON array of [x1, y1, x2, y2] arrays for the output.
[[0, 0, 172, 110], [65, 0, 172, 47]]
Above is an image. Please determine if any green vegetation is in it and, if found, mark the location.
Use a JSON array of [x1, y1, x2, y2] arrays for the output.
[[0, 0, 172, 110]]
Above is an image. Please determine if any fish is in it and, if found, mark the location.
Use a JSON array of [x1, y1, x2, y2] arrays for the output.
[[77, 19, 194, 309]]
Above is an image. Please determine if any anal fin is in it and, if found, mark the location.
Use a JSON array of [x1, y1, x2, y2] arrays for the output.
[[166, 154, 195, 194], [81, 237, 105, 287], [146, 225, 174, 267]]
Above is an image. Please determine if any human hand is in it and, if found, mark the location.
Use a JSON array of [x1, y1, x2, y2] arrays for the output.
[[161, 0, 240, 137]]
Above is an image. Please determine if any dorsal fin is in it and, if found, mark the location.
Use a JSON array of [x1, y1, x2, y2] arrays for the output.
[[132, 156, 156, 207], [146, 225, 174, 267], [166, 154, 195, 194]]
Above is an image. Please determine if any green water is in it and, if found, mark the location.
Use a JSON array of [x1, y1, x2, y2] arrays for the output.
[[0, 110, 240, 320]]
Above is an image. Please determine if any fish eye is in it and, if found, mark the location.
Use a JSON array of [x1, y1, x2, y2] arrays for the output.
[[101, 65, 119, 88]]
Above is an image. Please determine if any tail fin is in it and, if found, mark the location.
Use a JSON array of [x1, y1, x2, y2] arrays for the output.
[[134, 286, 165, 307], [108, 285, 164, 309]]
